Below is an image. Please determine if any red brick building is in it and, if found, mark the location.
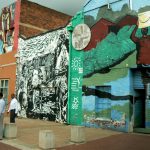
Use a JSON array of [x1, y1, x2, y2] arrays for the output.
[[0, 0, 71, 103]]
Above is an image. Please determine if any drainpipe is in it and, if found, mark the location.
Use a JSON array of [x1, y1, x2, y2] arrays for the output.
[[129, 0, 133, 10]]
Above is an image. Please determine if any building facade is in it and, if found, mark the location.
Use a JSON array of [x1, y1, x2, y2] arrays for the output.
[[0, 0, 70, 105], [68, 0, 150, 132]]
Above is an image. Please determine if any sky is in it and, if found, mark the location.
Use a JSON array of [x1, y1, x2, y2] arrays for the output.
[[0, 0, 86, 16]]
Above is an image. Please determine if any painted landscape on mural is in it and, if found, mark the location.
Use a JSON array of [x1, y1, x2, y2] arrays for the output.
[[82, 86, 129, 131]]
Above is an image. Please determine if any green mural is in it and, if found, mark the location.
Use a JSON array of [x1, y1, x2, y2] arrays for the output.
[[67, 11, 84, 125], [83, 50, 137, 86], [84, 25, 136, 77]]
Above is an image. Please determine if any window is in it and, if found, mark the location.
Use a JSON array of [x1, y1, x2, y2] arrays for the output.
[[0, 79, 9, 103]]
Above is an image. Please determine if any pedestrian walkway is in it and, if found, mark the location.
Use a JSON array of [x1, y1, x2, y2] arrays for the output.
[[57, 133, 150, 150], [1, 117, 120, 150]]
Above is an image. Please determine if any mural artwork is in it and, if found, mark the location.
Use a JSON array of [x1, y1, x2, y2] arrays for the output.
[[0, 3, 16, 54], [81, 3, 150, 131], [17, 28, 69, 122]]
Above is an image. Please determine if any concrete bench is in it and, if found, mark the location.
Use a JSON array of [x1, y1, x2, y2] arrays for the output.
[[39, 130, 55, 149], [4, 123, 17, 139], [71, 126, 85, 143]]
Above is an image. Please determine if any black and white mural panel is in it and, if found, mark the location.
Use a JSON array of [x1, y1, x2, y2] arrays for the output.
[[17, 28, 69, 122]]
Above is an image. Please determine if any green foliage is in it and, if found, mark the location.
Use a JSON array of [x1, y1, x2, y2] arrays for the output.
[[83, 52, 137, 86], [111, 102, 130, 117], [84, 25, 136, 77]]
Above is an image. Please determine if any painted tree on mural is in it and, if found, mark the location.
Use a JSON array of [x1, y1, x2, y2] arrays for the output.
[[17, 28, 69, 122], [84, 24, 136, 77]]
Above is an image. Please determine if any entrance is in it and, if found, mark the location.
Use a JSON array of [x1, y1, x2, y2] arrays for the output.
[[133, 89, 146, 128]]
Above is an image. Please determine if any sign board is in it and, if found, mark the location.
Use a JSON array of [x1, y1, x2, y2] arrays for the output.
[[72, 24, 91, 50]]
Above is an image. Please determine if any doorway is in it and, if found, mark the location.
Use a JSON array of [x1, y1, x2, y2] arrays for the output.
[[133, 89, 146, 128]]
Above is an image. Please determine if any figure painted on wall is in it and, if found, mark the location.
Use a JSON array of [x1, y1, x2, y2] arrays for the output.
[[17, 81, 28, 118], [132, 26, 150, 64], [0, 3, 16, 53]]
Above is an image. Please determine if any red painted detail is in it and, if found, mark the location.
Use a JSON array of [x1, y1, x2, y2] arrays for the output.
[[84, 15, 137, 51], [117, 15, 137, 27], [137, 37, 150, 64], [131, 25, 150, 64], [84, 18, 115, 51], [13, 0, 21, 51], [84, 14, 150, 64]]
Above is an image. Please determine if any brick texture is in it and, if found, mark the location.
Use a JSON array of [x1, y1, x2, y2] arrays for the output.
[[19, 0, 71, 38]]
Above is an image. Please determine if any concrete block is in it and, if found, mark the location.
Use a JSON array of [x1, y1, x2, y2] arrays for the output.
[[39, 130, 55, 149], [4, 123, 17, 139], [71, 126, 85, 143], [128, 122, 133, 133]]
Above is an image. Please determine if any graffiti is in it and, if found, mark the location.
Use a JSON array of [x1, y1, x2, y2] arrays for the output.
[[87, 116, 126, 128], [17, 28, 69, 122], [0, 3, 16, 53], [72, 97, 79, 110], [71, 77, 82, 92]]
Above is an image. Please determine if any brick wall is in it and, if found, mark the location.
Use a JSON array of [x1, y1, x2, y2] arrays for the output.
[[19, 0, 71, 38]]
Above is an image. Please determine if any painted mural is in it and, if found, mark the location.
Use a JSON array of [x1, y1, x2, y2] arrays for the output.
[[68, 0, 150, 132], [17, 28, 69, 123], [0, 3, 16, 54]]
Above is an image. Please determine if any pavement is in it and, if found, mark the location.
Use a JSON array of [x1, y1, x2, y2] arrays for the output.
[[0, 117, 150, 150], [0, 117, 120, 150]]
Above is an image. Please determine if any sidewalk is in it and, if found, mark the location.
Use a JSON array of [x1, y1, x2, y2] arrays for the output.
[[1, 117, 121, 150]]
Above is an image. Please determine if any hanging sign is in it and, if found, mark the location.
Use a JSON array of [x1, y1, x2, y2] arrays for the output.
[[72, 24, 91, 50]]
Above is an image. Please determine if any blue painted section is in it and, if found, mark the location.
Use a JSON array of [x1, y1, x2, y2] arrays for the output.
[[84, 0, 130, 17], [82, 85, 129, 132], [105, 70, 130, 96], [111, 100, 128, 106], [146, 122, 150, 127], [0, 40, 3, 54], [133, 70, 144, 89], [132, 0, 150, 11], [110, 0, 129, 11], [82, 95, 95, 111], [84, 0, 149, 19], [84, 8, 99, 19], [84, 0, 128, 12], [95, 98, 111, 111]]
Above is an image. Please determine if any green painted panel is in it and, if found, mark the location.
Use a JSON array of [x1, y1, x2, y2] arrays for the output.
[[83, 51, 137, 86], [83, 25, 136, 77], [67, 11, 84, 125]]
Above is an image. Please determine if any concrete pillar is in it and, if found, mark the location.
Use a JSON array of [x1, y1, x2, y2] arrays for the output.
[[4, 123, 17, 139], [71, 126, 85, 143], [39, 130, 55, 149]]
